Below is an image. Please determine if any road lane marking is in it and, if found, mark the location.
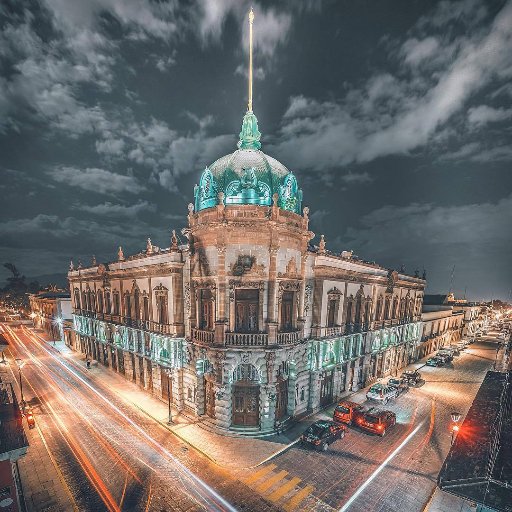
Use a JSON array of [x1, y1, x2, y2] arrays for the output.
[[282, 484, 314, 511], [267, 476, 301, 502], [338, 420, 425, 512], [256, 470, 288, 493], [244, 464, 277, 484]]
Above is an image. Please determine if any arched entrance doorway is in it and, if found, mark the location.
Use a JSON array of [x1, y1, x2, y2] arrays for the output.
[[232, 364, 260, 427]]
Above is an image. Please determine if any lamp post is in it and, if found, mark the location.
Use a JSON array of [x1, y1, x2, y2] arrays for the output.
[[450, 412, 462, 445], [15, 358, 26, 406], [164, 368, 174, 424]]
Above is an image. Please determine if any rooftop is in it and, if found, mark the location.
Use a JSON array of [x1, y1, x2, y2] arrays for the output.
[[438, 370, 512, 511]]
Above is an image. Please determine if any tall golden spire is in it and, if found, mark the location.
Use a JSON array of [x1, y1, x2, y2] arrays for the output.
[[248, 6, 254, 112]]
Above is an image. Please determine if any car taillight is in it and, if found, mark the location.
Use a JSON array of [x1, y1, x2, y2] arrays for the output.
[[314, 440, 321, 445], [377, 424, 383, 430]]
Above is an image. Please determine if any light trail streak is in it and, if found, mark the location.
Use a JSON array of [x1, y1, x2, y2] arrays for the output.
[[3, 336, 120, 512], [11, 326, 238, 512], [338, 420, 425, 512]]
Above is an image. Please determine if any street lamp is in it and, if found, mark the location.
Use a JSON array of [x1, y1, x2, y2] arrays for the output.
[[450, 412, 462, 445], [15, 358, 26, 406], [164, 367, 174, 424]]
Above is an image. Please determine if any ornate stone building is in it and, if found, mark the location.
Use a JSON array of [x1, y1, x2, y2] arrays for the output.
[[68, 10, 426, 435]]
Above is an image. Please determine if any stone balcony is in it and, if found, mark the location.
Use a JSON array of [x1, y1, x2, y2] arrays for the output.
[[190, 327, 302, 347]]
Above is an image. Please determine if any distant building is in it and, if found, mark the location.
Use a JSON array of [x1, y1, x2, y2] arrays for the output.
[[417, 307, 464, 359], [28, 290, 72, 342], [0, 382, 29, 512], [423, 294, 487, 338]]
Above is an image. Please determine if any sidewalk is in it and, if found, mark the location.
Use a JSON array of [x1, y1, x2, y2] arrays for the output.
[[0, 347, 77, 512], [37, 331, 425, 472]]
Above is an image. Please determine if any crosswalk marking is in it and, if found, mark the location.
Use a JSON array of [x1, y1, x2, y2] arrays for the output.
[[256, 470, 288, 493], [243, 463, 277, 484], [282, 484, 314, 512], [267, 476, 301, 502]]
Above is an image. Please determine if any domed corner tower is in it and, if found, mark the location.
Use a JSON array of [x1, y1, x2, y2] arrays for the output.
[[186, 10, 314, 435]]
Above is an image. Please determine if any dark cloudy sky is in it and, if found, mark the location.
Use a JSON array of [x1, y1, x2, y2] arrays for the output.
[[1, 0, 511, 301]]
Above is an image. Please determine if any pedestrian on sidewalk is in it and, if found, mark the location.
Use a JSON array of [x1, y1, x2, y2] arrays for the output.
[[86, 359, 91, 369]]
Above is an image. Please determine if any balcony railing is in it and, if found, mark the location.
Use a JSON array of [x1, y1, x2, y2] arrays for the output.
[[276, 330, 301, 344], [225, 332, 268, 347], [191, 328, 215, 344]]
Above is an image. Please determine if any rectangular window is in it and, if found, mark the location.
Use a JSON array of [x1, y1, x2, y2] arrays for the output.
[[235, 289, 259, 333]]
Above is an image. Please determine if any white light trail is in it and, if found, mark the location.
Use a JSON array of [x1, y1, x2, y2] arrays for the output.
[[338, 421, 425, 512], [14, 327, 238, 512]]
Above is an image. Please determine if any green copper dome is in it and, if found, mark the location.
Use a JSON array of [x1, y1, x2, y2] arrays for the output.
[[194, 111, 303, 214]]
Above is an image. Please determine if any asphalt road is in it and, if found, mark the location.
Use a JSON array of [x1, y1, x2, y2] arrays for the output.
[[2, 324, 278, 512], [247, 334, 499, 511], [2, 323, 499, 512]]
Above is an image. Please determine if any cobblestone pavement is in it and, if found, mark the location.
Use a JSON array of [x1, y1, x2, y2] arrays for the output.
[[241, 336, 499, 512]]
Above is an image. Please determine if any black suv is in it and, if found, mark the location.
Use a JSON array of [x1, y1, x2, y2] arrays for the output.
[[387, 377, 409, 396], [300, 420, 346, 451], [401, 369, 422, 386], [358, 409, 396, 436]]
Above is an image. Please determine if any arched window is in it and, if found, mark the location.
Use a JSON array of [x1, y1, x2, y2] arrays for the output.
[[399, 298, 406, 320], [384, 296, 391, 320], [89, 290, 96, 312], [346, 297, 354, 324], [155, 285, 169, 325], [233, 364, 260, 383], [97, 290, 103, 313], [133, 288, 140, 321], [392, 296, 399, 319], [142, 295, 149, 322], [326, 288, 342, 328], [124, 293, 131, 320], [375, 296, 383, 321], [104, 290, 111, 314], [82, 291, 87, 311], [354, 295, 363, 325], [74, 289, 81, 311], [112, 292, 120, 316]]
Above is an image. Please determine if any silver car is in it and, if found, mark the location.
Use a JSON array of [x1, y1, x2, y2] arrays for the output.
[[366, 383, 398, 404]]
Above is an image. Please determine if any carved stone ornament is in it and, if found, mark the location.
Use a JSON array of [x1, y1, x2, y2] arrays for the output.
[[277, 280, 300, 304], [195, 249, 213, 276], [265, 351, 276, 383], [228, 280, 265, 302], [386, 270, 398, 293], [184, 283, 191, 316], [303, 283, 313, 317], [278, 257, 301, 279], [319, 234, 326, 254], [118, 246, 124, 261], [230, 255, 265, 277]]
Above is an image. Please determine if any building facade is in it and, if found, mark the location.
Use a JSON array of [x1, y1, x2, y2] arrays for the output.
[[417, 307, 464, 359], [68, 105, 426, 434], [28, 291, 72, 342]]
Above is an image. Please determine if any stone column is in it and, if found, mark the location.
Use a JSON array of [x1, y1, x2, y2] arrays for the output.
[[215, 245, 228, 344], [172, 271, 185, 336]]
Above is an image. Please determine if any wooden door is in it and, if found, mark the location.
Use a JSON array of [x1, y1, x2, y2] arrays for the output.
[[281, 291, 294, 331], [320, 371, 334, 406], [232, 384, 259, 426], [235, 290, 259, 332], [205, 379, 215, 418], [275, 377, 288, 420]]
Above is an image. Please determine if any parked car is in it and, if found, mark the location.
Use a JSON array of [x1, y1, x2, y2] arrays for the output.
[[387, 377, 409, 395], [333, 400, 366, 425], [475, 332, 482, 338], [300, 420, 347, 451], [437, 350, 453, 362], [456, 342, 466, 351], [26, 411, 36, 429], [357, 409, 396, 436], [401, 369, 422, 386], [366, 383, 398, 404], [426, 356, 444, 367]]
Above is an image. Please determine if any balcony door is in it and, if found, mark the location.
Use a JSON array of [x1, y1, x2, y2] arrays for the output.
[[280, 291, 294, 332], [199, 289, 214, 330], [235, 289, 259, 332]]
